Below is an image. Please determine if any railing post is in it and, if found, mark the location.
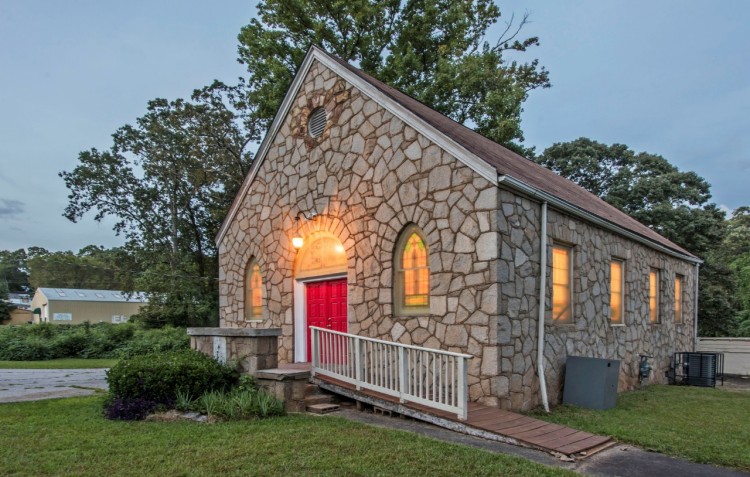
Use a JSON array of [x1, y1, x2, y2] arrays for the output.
[[398, 346, 407, 403], [354, 337, 362, 390], [457, 356, 468, 420], [311, 327, 319, 376]]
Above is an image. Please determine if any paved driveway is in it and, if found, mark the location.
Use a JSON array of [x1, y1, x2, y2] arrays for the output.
[[0, 368, 108, 403]]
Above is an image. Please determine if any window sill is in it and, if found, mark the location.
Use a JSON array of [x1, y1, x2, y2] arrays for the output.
[[393, 314, 434, 320], [244, 319, 264, 323], [545, 322, 575, 327], [610, 324, 626, 327]]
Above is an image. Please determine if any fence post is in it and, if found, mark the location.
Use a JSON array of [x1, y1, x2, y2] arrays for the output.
[[398, 347, 407, 403], [311, 327, 319, 376], [457, 356, 468, 420], [354, 337, 362, 390]]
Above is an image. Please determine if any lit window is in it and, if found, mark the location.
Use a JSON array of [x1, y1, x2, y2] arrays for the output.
[[394, 226, 430, 315], [649, 269, 660, 323], [245, 259, 263, 320], [610, 260, 624, 325], [552, 244, 572, 323], [675, 275, 683, 323]]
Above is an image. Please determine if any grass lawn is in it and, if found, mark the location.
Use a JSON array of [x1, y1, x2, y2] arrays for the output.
[[0, 397, 573, 477], [0, 358, 118, 369], [532, 384, 750, 471]]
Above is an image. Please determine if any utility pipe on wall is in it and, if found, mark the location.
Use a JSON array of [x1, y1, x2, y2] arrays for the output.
[[537, 201, 550, 413], [694, 262, 700, 351]]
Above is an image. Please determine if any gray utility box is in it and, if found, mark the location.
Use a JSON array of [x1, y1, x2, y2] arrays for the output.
[[563, 356, 620, 410]]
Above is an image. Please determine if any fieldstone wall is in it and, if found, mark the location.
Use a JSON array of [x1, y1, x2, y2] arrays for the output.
[[218, 57, 697, 411], [218, 59, 504, 405], [495, 190, 696, 410]]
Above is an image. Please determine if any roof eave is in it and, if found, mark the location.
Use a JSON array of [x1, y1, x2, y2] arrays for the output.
[[498, 174, 702, 264]]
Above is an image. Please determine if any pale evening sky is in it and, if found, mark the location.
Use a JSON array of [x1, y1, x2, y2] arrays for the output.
[[0, 1, 747, 252]]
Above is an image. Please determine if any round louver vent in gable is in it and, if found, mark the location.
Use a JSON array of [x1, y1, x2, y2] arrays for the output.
[[307, 107, 327, 138]]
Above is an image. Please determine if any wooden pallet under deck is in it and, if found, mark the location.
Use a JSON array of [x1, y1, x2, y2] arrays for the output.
[[313, 374, 615, 458]]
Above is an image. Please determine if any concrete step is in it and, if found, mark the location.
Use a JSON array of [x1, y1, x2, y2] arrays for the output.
[[306, 403, 340, 414]]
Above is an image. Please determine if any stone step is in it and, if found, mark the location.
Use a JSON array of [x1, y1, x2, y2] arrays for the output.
[[304, 384, 321, 397], [304, 394, 336, 406], [306, 403, 340, 414]]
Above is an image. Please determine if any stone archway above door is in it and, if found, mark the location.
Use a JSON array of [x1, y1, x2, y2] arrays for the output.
[[294, 232, 347, 280]]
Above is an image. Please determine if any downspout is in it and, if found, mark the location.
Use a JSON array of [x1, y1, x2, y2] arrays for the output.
[[537, 201, 550, 412], [693, 262, 700, 351]]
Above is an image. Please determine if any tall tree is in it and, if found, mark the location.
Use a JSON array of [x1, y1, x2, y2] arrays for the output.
[[27, 246, 140, 291], [713, 207, 750, 336], [535, 138, 725, 256], [238, 0, 550, 148], [535, 138, 733, 335], [0, 287, 15, 322], [0, 249, 30, 293], [60, 83, 254, 326]]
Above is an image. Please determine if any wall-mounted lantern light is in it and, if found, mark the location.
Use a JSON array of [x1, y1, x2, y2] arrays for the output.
[[292, 211, 320, 250], [292, 216, 304, 249]]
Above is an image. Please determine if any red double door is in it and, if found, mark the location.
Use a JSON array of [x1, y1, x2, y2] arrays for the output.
[[306, 278, 348, 361]]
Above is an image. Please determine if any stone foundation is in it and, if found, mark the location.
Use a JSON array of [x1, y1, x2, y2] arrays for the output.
[[187, 327, 281, 374], [254, 368, 311, 412]]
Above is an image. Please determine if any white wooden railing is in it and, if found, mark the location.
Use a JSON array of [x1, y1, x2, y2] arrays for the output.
[[310, 326, 473, 420]]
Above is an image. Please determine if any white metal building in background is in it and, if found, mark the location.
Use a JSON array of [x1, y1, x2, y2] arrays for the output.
[[30, 288, 148, 324]]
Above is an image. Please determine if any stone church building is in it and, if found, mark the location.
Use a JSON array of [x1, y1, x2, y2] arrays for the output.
[[215, 46, 700, 411]]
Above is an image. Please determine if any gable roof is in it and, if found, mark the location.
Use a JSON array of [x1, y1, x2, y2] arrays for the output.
[[217, 46, 698, 263], [37, 288, 148, 303]]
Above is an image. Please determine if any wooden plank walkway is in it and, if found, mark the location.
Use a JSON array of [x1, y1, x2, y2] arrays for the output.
[[464, 402, 613, 456], [313, 374, 614, 458]]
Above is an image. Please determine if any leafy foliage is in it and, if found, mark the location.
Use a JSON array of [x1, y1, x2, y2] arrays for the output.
[[60, 84, 254, 326], [169, 374, 284, 420], [709, 207, 750, 336], [238, 0, 550, 149], [536, 138, 724, 256], [0, 322, 188, 361], [0, 287, 15, 323], [0, 249, 30, 293], [105, 349, 238, 406], [26, 245, 140, 291]]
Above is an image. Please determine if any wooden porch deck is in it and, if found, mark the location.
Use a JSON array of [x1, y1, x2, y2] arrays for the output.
[[311, 373, 615, 459]]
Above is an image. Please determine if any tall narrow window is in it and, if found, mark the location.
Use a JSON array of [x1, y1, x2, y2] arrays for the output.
[[245, 259, 263, 320], [649, 269, 660, 324], [675, 275, 683, 323], [394, 226, 430, 315], [610, 260, 624, 325], [552, 244, 573, 323]]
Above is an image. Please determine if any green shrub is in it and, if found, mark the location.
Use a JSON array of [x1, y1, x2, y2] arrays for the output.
[[0, 322, 189, 361], [192, 386, 285, 420], [106, 349, 238, 405], [115, 326, 190, 359], [0, 336, 57, 360]]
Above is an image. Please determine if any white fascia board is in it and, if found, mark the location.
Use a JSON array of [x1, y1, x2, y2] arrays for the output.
[[215, 50, 318, 245], [498, 174, 703, 264], [215, 46, 498, 245]]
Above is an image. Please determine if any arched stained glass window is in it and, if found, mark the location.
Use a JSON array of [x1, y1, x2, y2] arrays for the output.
[[245, 259, 263, 320], [395, 226, 430, 315]]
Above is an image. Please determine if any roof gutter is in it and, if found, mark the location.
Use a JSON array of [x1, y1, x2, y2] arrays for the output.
[[497, 174, 703, 265]]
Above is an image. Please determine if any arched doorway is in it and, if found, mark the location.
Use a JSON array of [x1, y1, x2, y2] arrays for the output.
[[293, 232, 348, 362]]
